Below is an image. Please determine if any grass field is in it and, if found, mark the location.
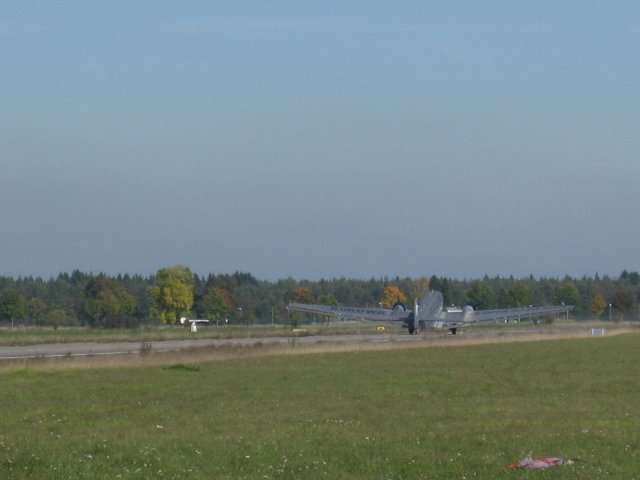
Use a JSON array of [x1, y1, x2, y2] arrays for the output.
[[1, 333, 639, 479]]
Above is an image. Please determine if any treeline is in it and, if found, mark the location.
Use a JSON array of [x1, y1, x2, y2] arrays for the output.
[[0, 267, 639, 327]]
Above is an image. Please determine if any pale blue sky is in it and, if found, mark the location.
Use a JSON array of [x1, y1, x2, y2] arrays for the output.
[[2, 1, 639, 280]]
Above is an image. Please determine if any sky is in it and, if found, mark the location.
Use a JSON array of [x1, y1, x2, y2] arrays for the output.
[[2, 1, 639, 281]]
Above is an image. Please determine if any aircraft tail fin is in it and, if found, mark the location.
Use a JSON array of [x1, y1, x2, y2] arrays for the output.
[[417, 291, 444, 321]]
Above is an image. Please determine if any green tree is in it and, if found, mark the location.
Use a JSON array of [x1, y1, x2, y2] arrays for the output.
[[150, 265, 195, 324], [201, 287, 232, 325], [27, 297, 47, 325], [288, 310, 303, 328], [84, 275, 135, 327], [412, 277, 430, 302], [495, 287, 511, 308], [555, 282, 579, 307], [619, 270, 640, 285], [0, 289, 27, 327], [45, 308, 70, 329], [611, 289, 635, 316], [317, 293, 338, 306], [508, 282, 532, 307], [465, 281, 495, 310]]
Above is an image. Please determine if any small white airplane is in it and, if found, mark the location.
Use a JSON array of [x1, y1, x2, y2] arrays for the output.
[[288, 290, 573, 335], [179, 317, 210, 332]]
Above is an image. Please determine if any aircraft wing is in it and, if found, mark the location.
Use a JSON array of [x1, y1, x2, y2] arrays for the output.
[[191, 319, 210, 324], [179, 317, 210, 325], [468, 305, 573, 324], [290, 291, 573, 335], [288, 303, 406, 322], [432, 304, 574, 331]]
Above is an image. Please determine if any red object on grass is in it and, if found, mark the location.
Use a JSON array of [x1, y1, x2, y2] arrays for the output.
[[507, 457, 566, 469]]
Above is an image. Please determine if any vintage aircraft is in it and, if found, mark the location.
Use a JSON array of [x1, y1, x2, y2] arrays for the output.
[[179, 317, 210, 332], [288, 291, 573, 335]]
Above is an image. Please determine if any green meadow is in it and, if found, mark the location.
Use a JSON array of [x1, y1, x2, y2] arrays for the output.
[[1, 334, 639, 479]]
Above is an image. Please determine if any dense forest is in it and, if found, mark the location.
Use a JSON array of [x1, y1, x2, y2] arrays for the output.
[[0, 266, 639, 328]]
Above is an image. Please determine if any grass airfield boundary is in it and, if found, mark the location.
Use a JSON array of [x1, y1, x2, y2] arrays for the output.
[[0, 329, 639, 478]]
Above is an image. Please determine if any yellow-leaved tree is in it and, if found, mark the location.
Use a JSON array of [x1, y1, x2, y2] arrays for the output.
[[592, 294, 607, 317], [382, 285, 407, 308], [150, 265, 194, 324]]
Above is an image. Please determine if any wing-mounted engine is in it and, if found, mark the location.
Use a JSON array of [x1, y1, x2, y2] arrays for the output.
[[397, 301, 417, 334], [392, 302, 406, 312], [393, 301, 417, 334], [462, 305, 475, 321]]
